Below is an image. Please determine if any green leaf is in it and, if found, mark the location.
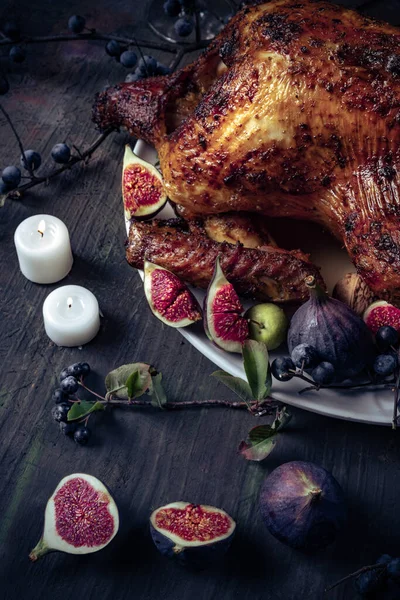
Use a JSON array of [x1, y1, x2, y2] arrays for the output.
[[105, 363, 152, 400], [212, 370, 253, 403], [67, 400, 104, 422], [242, 340, 270, 401], [126, 370, 141, 399], [273, 406, 292, 431], [238, 406, 291, 461], [149, 372, 168, 409], [239, 424, 278, 461]]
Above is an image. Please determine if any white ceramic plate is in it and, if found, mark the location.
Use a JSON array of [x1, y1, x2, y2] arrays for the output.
[[129, 140, 392, 426]]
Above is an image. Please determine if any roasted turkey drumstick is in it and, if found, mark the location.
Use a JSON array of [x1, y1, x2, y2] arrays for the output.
[[126, 217, 323, 303], [94, 0, 400, 298]]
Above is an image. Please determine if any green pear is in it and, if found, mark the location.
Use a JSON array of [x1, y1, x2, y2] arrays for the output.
[[245, 304, 288, 350]]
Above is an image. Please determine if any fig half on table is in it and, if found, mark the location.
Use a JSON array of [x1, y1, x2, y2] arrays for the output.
[[150, 501, 236, 567], [29, 473, 119, 561], [122, 145, 167, 219]]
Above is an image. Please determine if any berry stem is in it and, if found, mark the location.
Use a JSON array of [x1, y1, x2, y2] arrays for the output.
[[1, 128, 114, 204], [105, 397, 281, 412], [78, 380, 106, 401], [0, 103, 35, 179], [325, 563, 385, 593], [0, 32, 209, 54]]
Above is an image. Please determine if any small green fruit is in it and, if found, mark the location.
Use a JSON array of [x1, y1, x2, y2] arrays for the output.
[[245, 304, 288, 350]]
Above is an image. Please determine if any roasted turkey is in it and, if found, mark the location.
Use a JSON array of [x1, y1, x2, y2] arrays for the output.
[[94, 0, 400, 298], [126, 215, 324, 302]]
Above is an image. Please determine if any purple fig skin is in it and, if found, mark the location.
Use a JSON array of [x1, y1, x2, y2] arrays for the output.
[[149, 522, 235, 568], [288, 277, 375, 381], [259, 461, 347, 551]]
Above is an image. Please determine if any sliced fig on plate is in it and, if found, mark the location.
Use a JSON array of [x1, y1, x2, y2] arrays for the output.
[[122, 145, 167, 219], [364, 300, 400, 334], [29, 473, 119, 561], [150, 501, 236, 567], [144, 260, 202, 327], [204, 257, 249, 352]]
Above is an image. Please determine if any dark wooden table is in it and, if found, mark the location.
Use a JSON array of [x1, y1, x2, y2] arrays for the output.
[[1, 1, 400, 599]]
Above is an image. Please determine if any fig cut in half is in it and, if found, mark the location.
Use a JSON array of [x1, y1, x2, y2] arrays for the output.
[[144, 260, 202, 327], [122, 145, 167, 219], [29, 473, 119, 561], [204, 256, 249, 352], [150, 501, 236, 567]]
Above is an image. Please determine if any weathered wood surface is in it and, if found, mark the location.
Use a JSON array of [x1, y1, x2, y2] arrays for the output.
[[1, 1, 400, 599]]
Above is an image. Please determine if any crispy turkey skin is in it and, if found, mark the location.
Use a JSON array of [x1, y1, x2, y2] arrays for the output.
[[94, 0, 400, 297], [126, 217, 324, 303]]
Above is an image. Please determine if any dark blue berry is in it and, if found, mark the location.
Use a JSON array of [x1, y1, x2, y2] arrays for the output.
[[59, 421, 76, 436], [60, 376, 79, 394], [2, 166, 21, 189], [138, 55, 158, 76], [155, 62, 171, 75], [271, 357, 295, 382], [53, 388, 70, 404], [2, 21, 20, 41], [74, 426, 91, 445], [163, 0, 181, 17], [311, 362, 335, 385], [125, 71, 144, 83], [377, 554, 392, 565], [20, 150, 41, 171], [68, 15, 86, 34], [63, 362, 90, 379], [174, 17, 194, 37], [51, 403, 70, 423], [60, 368, 69, 382], [354, 569, 387, 596], [105, 40, 121, 57], [120, 50, 138, 68], [373, 354, 397, 377], [9, 45, 26, 63], [387, 558, 400, 582], [51, 143, 71, 164], [291, 344, 320, 369], [0, 181, 10, 194], [375, 325, 399, 352], [0, 75, 9, 95]]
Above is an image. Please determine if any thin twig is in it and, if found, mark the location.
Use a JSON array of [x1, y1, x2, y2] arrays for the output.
[[0, 103, 35, 178], [3, 128, 114, 201], [325, 564, 385, 593], [170, 47, 185, 71], [194, 3, 201, 44], [0, 32, 210, 53], [106, 397, 281, 412]]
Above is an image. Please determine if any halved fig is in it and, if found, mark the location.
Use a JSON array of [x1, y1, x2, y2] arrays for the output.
[[29, 473, 119, 561], [144, 260, 202, 327], [150, 501, 236, 567], [122, 145, 167, 219], [204, 256, 249, 352]]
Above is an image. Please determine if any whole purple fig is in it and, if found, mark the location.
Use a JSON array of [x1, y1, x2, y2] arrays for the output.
[[259, 461, 347, 551]]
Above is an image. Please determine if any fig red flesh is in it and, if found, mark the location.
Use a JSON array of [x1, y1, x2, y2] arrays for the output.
[[123, 164, 163, 211], [144, 261, 202, 327], [155, 504, 232, 543], [204, 257, 249, 352], [54, 477, 114, 548]]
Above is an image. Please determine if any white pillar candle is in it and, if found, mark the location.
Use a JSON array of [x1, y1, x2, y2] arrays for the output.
[[14, 214, 73, 284], [43, 285, 100, 347]]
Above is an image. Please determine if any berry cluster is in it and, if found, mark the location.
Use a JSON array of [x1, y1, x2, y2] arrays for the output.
[[163, 0, 195, 38], [271, 343, 336, 387], [354, 554, 400, 598], [124, 55, 171, 83], [51, 362, 92, 445], [0, 143, 72, 195], [373, 326, 399, 377]]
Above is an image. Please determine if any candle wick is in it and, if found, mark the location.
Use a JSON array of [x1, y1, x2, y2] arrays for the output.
[[68, 303, 72, 308], [38, 229, 44, 237]]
